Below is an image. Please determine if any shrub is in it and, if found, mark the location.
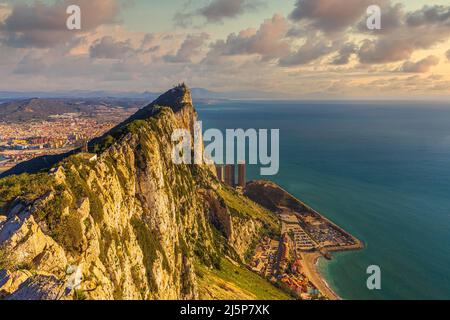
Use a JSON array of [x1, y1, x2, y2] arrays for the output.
[[0, 173, 53, 212], [0, 246, 11, 270], [54, 214, 84, 254], [73, 289, 87, 300]]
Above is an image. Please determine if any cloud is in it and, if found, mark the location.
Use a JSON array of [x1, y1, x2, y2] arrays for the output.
[[139, 33, 187, 59], [175, 0, 263, 26], [279, 36, 340, 66], [164, 33, 209, 63], [330, 42, 357, 65], [406, 5, 450, 27], [358, 74, 450, 97], [447, 49, 450, 61], [399, 55, 440, 73], [90, 36, 136, 59], [289, 0, 387, 33], [0, 3, 11, 21], [357, 4, 450, 64], [200, 0, 261, 23], [0, 0, 120, 48], [358, 38, 414, 64], [206, 14, 289, 62], [355, 3, 404, 34], [0, 1, 449, 97]]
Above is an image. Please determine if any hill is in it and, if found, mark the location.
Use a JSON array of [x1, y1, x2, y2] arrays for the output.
[[0, 85, 289, 300]]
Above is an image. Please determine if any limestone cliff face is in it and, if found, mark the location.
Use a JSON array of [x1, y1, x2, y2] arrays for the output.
[[0, 85, 280, 300]]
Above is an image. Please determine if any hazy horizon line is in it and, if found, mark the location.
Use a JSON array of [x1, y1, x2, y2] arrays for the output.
[[0, 88, 450, 103]]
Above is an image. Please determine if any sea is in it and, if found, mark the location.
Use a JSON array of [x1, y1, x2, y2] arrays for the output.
[[196, 100, 450, 300]]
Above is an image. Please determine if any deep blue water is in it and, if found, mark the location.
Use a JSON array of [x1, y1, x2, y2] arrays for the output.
[[196, 100, 450, 300]]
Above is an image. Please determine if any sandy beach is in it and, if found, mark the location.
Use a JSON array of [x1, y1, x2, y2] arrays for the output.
[[300, 252, 340, 300]]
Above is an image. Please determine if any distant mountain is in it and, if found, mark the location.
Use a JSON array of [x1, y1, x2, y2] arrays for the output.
[[0, 97, 146, 122], [0, 88, 295, 102], [0, 91, 159, 101]]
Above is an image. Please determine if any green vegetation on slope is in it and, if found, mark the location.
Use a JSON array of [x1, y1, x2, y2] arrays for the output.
[[91, 109, 163, 154], [0, 172, 54, 214], [34, 155, 102, 254], [131, 216, 170, 292], [0, 162, 89, 256], [0, 98, 290, 301], [196, 258, 291, 300], [0, 246, 11, 270], [217, 186, 280, 238], [244, 180, 307, 213]]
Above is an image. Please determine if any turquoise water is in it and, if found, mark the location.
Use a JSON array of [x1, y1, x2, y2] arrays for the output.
[[196, 100, 450, 300]]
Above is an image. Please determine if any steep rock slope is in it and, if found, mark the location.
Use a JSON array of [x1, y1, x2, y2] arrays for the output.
[[0, 85, 285, 300]]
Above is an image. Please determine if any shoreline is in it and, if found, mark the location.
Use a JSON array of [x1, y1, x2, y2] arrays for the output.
[[274, 182, 365, 252], [275, 185, 363, 300], [271, 182, 364, 300], [243, 180, 365, 300], [300, 252, 341, 300]]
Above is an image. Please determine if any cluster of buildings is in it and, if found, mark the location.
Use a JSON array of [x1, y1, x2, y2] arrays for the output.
[[296, 212, 357, 248], [275, 233, 321, 299], [249, 205, 357, 299], [278, 207, 358, 252], [0, 136, 79, 151], [281, 213, 316, 251], [215, 162, 246, 188], [250, 237, 279, 278], [0, 103, 141, 173], [250, 235, 323, 300], [279, 272, 320, 300], [0, 118, 120, 173], [246, 180, 362, 299]]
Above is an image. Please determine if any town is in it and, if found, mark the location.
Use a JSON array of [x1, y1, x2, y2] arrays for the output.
[[224, 177, 365, 300], [249, 203, 362, 300], [0, 100, 138, 174], [215, 164, 324, 299]]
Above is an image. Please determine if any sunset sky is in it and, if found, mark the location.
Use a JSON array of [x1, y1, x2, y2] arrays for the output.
[[0, 0, 450, 98]]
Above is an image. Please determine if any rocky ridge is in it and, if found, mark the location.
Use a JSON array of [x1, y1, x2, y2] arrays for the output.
[[0, 85, 286, 300]]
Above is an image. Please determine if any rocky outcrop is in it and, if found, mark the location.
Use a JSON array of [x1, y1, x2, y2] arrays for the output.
[[0, 85, 281, 300]]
